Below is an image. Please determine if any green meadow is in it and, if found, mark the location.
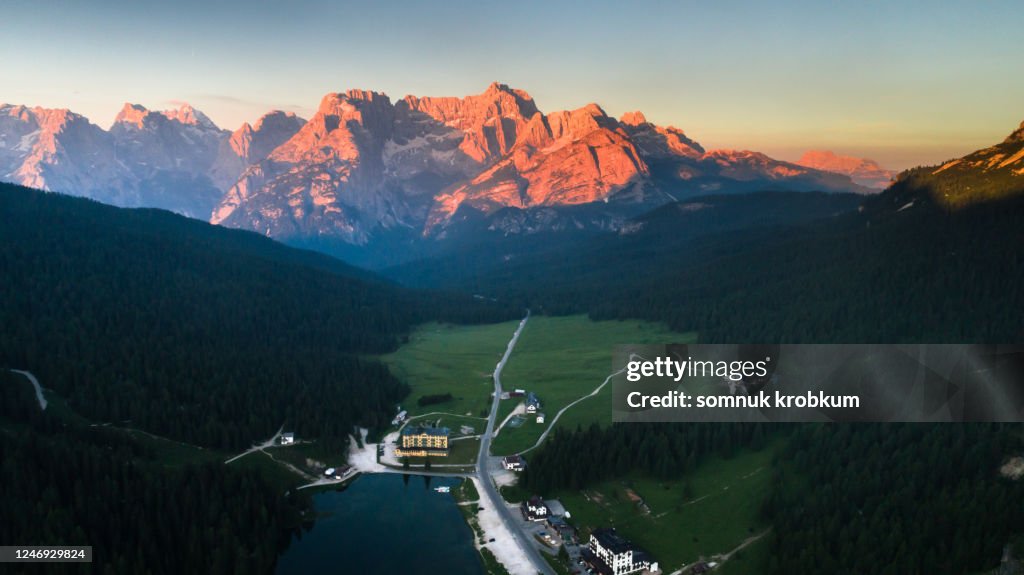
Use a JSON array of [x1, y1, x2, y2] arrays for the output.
[[552, 440, 780, 574], [491, 315, 695, 455], [377, 320, 523, 419]]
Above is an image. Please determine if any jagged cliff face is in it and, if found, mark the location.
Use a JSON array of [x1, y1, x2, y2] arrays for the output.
[[0, 103, 305, 218], [0, 104, 132, 205], [426, 103, 655, 230], [2, 83, 872, 253], [211, 83, 868, 245], [402, 82, 539, 163], [210, 110, 307, 192], [109, 103, 235, 216], [211, 90, 485, 244], [211, 84, 670, 242]]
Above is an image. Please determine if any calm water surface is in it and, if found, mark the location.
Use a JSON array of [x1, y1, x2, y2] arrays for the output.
[[276, 474, 484, 575]]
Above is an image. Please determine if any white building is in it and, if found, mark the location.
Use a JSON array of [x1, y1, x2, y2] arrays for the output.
[[280, 432, 295, 445], [521, 496, 549, 521], [502, 454, 526, 471], [536, 413, 545, 424], [586, 528, 659, 575]]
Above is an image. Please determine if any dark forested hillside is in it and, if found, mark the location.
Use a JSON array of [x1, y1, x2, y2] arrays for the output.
[[387, 191, 863, 291], [582, 195, 1024, 343], [522, 423, 774, 493], [392, 191, 1024, 343], [763, 424, 1024, 574], [527, 421, 1024, 575], [496, 186, 1024, 574], [0, 184, 516, 451], [0, 370, 303, 575]]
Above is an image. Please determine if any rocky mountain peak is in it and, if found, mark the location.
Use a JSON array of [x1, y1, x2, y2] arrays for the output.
[[399, 83, 540, 162], [319, 90, 391, 112], [620, 111, 649, 126], [163, 103, 219, 130], [114, 102, 221, 132], [114, 103, 150, 128], [483, 81, 535, 103], [2, 104, 37, 124], [580, 102, 608, 118], [1004, 120, 1024, 144], [544, 104, 617, 141], [253, 110, 302, 132], [226, 111, 305, 166], [3, 84, 881, 257]]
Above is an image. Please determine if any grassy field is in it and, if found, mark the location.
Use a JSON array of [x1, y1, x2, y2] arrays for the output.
[[552, 440, 780, 574], [261, 440, 352, 479], [376, 320, 523, 419], [404, 413, 487, 438], [715, 535, 771, 575], [229, 449, 310, 491], [491, 316, 695, 455]]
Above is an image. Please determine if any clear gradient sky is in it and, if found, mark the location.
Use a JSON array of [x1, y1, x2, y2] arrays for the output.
[[2, 0, 1022, 170]]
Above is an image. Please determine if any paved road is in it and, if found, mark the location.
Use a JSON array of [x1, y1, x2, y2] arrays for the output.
[[475, 311, 555, 575], [471, 311, 552, 568]]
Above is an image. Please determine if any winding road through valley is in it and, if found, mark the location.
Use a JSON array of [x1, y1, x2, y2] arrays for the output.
[[475, 311, 556, 575]]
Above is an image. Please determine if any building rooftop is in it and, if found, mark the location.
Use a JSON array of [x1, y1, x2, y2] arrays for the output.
[[581, 549, 614, 575], [592, 527, 635, 554], [401, 425, 449, 437], [545, 498, 566, 516]]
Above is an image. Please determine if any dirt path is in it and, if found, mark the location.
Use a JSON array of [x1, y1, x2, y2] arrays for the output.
[[262, 449, 317, 481], [494, 401, 525, 437], [10, 369, 47, 410], [719, 529, 771, 562], [516, 354, 646, 455], [224, 424, 284, 464]]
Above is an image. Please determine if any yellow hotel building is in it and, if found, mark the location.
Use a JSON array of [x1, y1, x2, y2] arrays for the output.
[[395, 425, 450, 457]]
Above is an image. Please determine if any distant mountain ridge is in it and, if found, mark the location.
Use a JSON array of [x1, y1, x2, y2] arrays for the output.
[[0, 102, 304, 218], [796, 150, 895, 189], [877, 121, 1024, 211], [2, 84, 874, 257]]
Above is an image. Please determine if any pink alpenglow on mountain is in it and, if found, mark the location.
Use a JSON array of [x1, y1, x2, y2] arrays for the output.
[[0, 104, 131, 203], [402, 82, 540, 163], [1, 83, 873, 247], [797, 150, 895, 190]]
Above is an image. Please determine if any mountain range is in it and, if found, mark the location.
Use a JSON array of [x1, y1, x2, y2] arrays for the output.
[[2, 84, 881, 260]]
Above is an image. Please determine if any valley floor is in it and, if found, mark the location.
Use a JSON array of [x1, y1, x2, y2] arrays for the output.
[[373, 315, 786, 575]]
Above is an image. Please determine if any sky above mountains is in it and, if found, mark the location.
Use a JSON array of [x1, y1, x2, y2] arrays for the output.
[[2, 0, 1022, 170]]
